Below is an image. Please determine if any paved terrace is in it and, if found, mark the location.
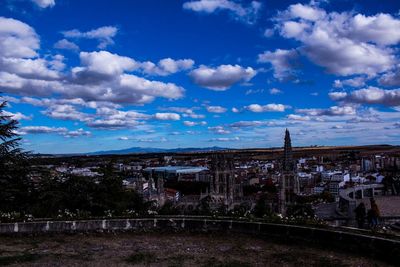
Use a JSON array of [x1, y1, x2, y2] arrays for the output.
[[0, 216, 399, 265], [356, 196, 400, 216], [0, 232, 392, 266]]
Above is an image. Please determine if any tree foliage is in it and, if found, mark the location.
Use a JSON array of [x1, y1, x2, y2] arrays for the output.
[[253, 194, 273, 217], [0, 100, 32, 213], [32, 171, 147, 218]]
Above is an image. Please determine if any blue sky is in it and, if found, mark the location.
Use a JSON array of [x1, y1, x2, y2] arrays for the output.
[[1, 0, 400, 154]]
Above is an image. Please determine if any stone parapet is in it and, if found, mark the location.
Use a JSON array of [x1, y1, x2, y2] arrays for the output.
[[0, 217, 398, 264]]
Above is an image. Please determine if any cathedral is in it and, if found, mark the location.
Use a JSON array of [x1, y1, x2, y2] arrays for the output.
[[279, 129, 300, 215], [208, 154, 242, 209]]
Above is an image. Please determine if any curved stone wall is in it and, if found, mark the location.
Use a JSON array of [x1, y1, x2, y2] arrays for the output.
[[337, 184, 384, 220], [0, 217, 399, 264]]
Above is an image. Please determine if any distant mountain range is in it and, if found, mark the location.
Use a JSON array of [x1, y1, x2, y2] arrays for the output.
[[33, 144, 400, 157], [86, 146, 231, 155]]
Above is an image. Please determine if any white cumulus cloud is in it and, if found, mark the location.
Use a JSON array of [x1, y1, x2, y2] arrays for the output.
[[54, 39, 79, 51], [154, 112, 181, 121], [257, 49, 298, 81], [183, 0, 262, 24], [206, 105, 227, 113], [274, 4, 399, 77], [190, 64, 256, 90], [31, 0, 55, 9], [62, 26, 118, 49], [246, 103, 286, 112], [329, 87, 400, 106], [0, 17, 39, 58], [183, 120, 207, 126]]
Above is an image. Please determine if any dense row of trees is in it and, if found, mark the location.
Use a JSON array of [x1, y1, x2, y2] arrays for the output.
[[32, 171, 148, 218]]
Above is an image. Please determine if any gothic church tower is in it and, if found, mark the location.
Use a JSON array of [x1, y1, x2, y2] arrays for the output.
[[279, 129, 300, 215], [209, 154, 235, 208]]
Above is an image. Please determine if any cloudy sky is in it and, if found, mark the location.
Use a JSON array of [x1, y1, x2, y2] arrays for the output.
[[1, 0, 400, 153]]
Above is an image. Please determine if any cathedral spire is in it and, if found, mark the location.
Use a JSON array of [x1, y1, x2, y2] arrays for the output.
[[279, 128, 299, 216], [282, 128, 294, 172]]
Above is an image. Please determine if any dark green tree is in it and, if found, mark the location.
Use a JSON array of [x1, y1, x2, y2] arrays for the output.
[[158, 200, 181, 215], [33, 175, 67, 217], [0, 99, 32, 213], [253, 194, 273, 218], [94, 165, 147, 216]]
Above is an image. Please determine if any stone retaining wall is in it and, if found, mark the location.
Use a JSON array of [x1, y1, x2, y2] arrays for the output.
[[0, 217, 399, 264]]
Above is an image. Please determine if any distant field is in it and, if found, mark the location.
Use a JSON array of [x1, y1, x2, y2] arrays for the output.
[[32, 144, 400, 163], [237, 144, 400, 154], [0, 232, 391, 266]]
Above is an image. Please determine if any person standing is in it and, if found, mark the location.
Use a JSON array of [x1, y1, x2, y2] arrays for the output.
[[369, 198, 381, 229], [354, 202, 366, 229]]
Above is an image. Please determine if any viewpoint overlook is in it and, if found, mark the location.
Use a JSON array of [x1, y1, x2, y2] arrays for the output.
[[1, 0, 400, 266]]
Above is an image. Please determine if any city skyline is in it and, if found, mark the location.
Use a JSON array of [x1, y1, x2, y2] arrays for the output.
[[1, 0, 400, 154]]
